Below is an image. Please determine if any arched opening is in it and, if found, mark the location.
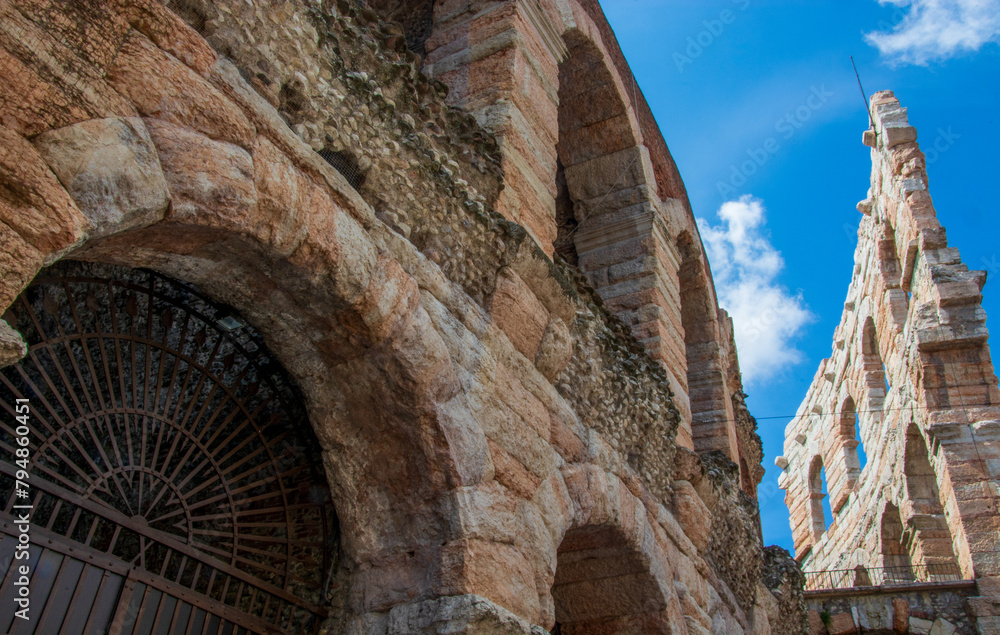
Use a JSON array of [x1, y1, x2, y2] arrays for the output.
[[0, 261, 339, 633], [838, 395, 865, 486], [808, 456, 831, 539], [862, 317, 890, 401], [551, 525, 666, 633], [677, 232, 735, 456], [554, 30, 646, 277], [903, 423, 959, 578], [881, 503, 915, 583], [877, 220, 902, 290]]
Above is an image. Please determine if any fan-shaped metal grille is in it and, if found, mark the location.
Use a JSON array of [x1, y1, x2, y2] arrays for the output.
[[0, 262, 336, 633]]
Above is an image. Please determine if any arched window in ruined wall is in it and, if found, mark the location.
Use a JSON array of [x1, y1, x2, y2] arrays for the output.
[[881, 503, 915, 582], [862, 316, 890, 404], [555, 30, 646, 270], [834, 395, 864, 503], [554, 30, 686, 424], [876, 219, 902, 292], [677, 231, 738, 457], [808, 455, 831, 539], [902, 423, 959, 577]]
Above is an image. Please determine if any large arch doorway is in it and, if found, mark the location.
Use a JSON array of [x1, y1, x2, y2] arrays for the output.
[[0, 262, 338, 634]]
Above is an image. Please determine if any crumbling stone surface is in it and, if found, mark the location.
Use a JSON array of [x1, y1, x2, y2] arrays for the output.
[[762, 546, 808, 635], [0, 318, 26, 367], [806, 585, 978, 635], [0, 0, 793, 632], [702, 450, 765, 615], [780, 91, 1000, 631]]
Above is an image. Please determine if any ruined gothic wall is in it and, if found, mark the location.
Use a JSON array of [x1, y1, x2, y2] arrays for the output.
[[779, 91, 1000, 633], [0, 0, 792, 632]]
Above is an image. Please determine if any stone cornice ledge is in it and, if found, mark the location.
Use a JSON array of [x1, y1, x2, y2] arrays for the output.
[[521, 0, 568, 63]]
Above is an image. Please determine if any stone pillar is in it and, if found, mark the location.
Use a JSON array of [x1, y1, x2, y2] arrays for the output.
[[424, 0, 567, 256]]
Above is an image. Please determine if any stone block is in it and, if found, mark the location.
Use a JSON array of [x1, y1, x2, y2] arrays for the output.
[[488, 268, 549, 361], [563, 147, 646, 203], [0, 319, 26, 368], [0, 221, 44, 312], [911, 616, 934, 635], [115, 0, 218, 76], [808, 609, 829, 635], [0, 15, 136, 137], [107, 32, 255, 149], [827, 611, 857, 635], [386, 594, 539, 634], [145, 117, 257, 229], [929, 618, 958, 635], [251, 135, 328, 256], [826, 612, 858, 635], [967, 596, 1000, 618], [550, 411, 586, 464], [535, 317, 573, 380], [884, 125, 918, 148], [0, 127, 88, 255], [440, 538, 540, 624], [494, 362, 549, 440], [674, 447, 703, 485], [488, 438, 542, 500], [670, 480, 711, 552], [33, 117, 169, 239], [976, 616, 1000, 635], [892, 598, 910, 635]]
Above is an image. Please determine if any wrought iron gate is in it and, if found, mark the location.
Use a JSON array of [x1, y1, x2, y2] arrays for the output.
[[0, 263, 337, 634]]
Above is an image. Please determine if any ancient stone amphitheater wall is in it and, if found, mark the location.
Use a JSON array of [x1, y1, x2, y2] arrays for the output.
[[779, 91, 1000, 633], [0, 0, 794, 632]]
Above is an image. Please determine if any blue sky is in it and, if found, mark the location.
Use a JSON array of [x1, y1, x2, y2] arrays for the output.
[[599, 0, 1000, 552]]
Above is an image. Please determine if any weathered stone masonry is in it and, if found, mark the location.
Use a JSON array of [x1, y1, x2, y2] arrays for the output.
[[0, 0, 793, 632], [779, 91, 1000, 634]]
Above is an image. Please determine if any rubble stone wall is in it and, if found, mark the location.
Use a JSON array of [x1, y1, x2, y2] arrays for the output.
[[0, 0, 791, 632], [805, 583, 979, 635], [779, 91, 1000, 634], [415, 0, 763, 475]]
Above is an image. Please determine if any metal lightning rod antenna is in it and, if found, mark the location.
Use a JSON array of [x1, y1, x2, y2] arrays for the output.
[[851, 55, 875, 130]]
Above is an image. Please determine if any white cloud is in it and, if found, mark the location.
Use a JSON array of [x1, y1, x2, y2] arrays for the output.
[[697, 196, 813, 385], [865, 0, 1000, 65]]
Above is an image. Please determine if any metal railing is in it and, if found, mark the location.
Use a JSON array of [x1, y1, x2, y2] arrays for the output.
[[804, 563, 964, 591]]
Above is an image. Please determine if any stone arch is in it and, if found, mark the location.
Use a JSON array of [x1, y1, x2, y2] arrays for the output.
[[808, 455, 830, 539], [677, 230, 737, 458], [554, 28, 701, 444], [876, 219, 902, 289], [554, 28, 647, 277], [0, 111, 487, 622], [556, 29, 642, 202], [902, 423, 959, 576], [0, 261, 341, 630], [881, 502, 915, 582], [550, 466, 673, 633], [829, 395, 863, 513], [862, 316, 889, 404], [840, 396, 864, 478]]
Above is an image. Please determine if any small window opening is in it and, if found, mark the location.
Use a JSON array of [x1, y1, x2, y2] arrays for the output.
[[855, 412, 868, 472], [318, 148, 367, 191], [809, 456, 831, 536]]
